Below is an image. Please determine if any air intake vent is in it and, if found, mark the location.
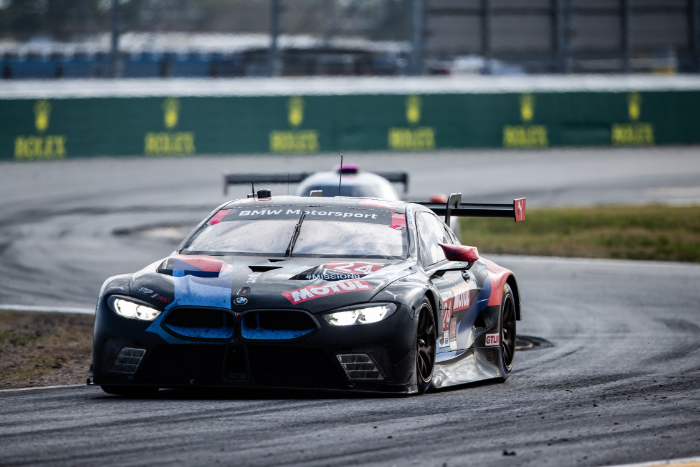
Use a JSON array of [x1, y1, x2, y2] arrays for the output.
[[241, 310, 316, 340], [163, 307, 235, 340], [337, 354, 384, 380], [111, 347, 146, 374]]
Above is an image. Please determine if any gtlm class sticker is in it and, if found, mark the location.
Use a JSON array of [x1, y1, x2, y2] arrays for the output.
[[485, 333, 500, 347]]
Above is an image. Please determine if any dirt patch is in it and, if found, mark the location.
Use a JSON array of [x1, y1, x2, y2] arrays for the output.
[[0, 311, 93, 389]]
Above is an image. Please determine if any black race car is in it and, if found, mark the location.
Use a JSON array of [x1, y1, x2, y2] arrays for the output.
[[92, 192, 526, 396]]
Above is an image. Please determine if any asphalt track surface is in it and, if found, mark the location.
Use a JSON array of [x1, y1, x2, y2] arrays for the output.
[[1, 147, 699, 466], [2, 146, 700, 309]]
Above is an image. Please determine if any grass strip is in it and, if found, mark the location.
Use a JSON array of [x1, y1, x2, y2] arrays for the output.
[[0, 311, 93, 389], [459, 204, 700, 262]]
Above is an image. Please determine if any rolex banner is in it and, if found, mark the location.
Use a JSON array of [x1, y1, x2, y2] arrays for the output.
[[1, 90, 699, 160]]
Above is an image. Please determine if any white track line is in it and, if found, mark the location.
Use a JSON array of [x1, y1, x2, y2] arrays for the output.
[[0, 304, 94, 314], [0, 384, 87, 393], [605, 456, 700, 467]]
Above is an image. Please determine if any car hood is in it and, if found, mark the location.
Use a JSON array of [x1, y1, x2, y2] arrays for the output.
[[127, 254, 415, 314]]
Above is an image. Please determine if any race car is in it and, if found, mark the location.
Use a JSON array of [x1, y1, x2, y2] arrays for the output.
[[223, 164, 461, 236], [91, 192, 525, 396], [223, 164, 408, 199]]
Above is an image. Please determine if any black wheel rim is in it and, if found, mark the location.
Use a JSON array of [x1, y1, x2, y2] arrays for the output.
[[416, 306, 436, 383], [502, 294, 516, 370]]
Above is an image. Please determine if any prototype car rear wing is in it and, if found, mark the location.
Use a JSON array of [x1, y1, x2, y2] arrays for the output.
[[222, 171, 410, 195], [223, 173, 312, 196], [417, 193, 526, 224]]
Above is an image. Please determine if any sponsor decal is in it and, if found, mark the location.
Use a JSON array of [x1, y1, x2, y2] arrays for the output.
[[443, 330, 449, 346], [384, 290, 399, 300], [234, 297, 248, 305], [158, 255, 223, 278], [514, 198, 526, 222], [390, 213, 406, 229], [136, 287, 171, 304], [282, 279, 373, 305], [326, 262, 384, 275], [440, 290, 453, 339], [451, 285, 471, 312], [439, 285, 470, 343], [611, 92, 654, 146], [485, 333, 500, 347], [388, 95, 436, 151], [208, 209, 231, 225], [235, 208, 390, 224], [450, 319, 458, 350], [15, 100, 67, 160], [502, 93, 548, 148], [246, 272, 261, 284], [269, 97, 320, 153], [237, 287, 251, 297], [144, 98, 196, 156], [294, 262, 385, 281], [213, 207, 394, 225]]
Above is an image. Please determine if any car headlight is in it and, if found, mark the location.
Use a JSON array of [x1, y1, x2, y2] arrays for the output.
[[107, 296, 162, 321], [322, 303, 397, 326]]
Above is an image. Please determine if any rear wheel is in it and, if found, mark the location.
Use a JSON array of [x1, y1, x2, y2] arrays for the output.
[[101, 385, 160, 398], [498, 284, 517, 382], [415, 299, 436, 394]]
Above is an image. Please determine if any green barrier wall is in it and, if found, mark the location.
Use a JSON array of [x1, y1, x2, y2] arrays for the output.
[[1, 90, 699, 160]]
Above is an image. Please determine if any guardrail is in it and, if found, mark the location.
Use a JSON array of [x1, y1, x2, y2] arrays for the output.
[[2, 77, 700, 160]]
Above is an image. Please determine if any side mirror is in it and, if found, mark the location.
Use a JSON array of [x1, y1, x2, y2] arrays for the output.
[[439, 243, 479, 262]]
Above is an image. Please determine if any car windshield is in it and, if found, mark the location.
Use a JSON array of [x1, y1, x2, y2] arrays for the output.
[[303, 184, 394, 198], [182, 205, 408, 259]]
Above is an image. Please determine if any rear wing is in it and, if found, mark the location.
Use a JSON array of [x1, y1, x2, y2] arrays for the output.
[[373, 172, 409, 193], [223, 173, 312, 195], [222, 171, 409, 195], [416, 193, 526, 225]]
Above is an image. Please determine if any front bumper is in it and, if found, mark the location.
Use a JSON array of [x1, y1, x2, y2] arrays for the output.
[[92, 298, 419, 394]]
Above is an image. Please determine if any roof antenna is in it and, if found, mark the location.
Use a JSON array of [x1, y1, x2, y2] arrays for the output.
[[338, 153, 343, 196], [287, 173, 290, 196], [251, 181, 255, 199]]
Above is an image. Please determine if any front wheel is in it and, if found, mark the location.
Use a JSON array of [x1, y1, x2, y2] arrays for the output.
[[415, 299, 437, 394], [498, 283, 517, 382]]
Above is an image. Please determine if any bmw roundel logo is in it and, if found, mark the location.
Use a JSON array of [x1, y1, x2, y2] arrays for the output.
[[234, 297, 248, 305]]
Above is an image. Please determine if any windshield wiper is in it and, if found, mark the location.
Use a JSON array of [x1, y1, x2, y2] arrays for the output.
[[285, 211, 306, 257]]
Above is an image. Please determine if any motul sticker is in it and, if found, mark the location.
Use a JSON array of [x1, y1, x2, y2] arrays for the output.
[[485, 333, 500, 346], [451, 285, 471, 312], [282, 280, 373, 304]]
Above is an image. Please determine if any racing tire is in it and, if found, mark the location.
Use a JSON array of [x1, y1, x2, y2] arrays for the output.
[[101, 385, 160, 398], [497, 283, 517, 383], [415, 298, 437, 394]]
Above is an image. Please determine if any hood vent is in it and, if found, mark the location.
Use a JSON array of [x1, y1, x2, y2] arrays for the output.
[[248, 265, 284, 273]]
